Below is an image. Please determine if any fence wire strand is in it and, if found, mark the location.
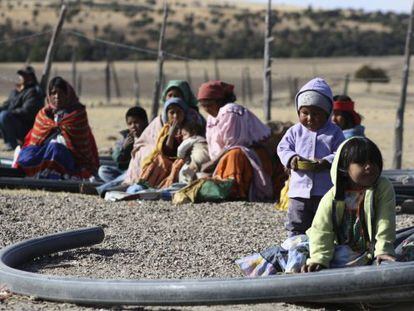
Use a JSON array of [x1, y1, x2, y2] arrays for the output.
[[0, 30, 53, 45]]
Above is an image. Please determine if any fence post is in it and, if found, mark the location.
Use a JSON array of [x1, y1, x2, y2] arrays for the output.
[[133, 63, 140, 106], [71, 48, 77, 91], [40, 4, 67, 93], [105, 59, 111, 103], [77, 73, 82, 97], [343, 74, 350, 95], [185, 59, 192, 88], [214, 58, 220, 80], [263, 0, 273, 121], [110, 61, 121, 99], [241, 67, 246, 104], [393, 0, 414, 169], [289, 77, 298, 101], [151, 0, 168, 120], [245, 66, 253, 102], [204, 68, 209, 82]]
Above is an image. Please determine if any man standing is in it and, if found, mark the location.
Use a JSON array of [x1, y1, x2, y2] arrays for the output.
[[0, 66, 44, 150]]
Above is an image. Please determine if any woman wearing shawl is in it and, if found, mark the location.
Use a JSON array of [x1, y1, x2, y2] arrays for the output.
[[123, 80, 204, 185], [15, 77, 99, 179], [198, 80, 284, 201]]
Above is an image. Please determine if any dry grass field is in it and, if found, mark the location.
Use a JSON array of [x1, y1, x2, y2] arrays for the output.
[[0, 56, 413, 168], [0, 57, 414, 310]]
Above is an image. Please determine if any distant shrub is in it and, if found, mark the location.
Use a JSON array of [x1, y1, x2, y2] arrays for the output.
[[211, 17, 219, 25], [196, 21, 206, 31], [355, 65, 390, 83], [32, 9, 39, 20], [93, 24, 99, 35], [128, 16, 154, 28]]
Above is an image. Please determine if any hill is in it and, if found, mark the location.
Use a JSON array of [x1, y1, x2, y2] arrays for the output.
[[0, 0, 409, 61]]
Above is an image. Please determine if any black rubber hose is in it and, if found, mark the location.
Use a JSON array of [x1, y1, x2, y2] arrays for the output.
[[0, 177, 102, 194], [0, 167, 25, 178], [2, 227, 414, 306]]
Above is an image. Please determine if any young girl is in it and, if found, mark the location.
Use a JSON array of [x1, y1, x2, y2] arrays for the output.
[[138, 97, 188, 188], [303, 137, 396, 272], [277, 77, 345, 237], [332, 95, 365, 139], [123, 80, 204, 186]]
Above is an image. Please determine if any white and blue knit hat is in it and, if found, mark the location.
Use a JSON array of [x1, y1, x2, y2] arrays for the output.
[[295, 77, 333, 115]]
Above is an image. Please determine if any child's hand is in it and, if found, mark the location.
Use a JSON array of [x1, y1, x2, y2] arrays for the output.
[[375, 254, 396, 265], [169, 119, 179, 136], [123, 133, 134, 149], [166, 120, 180, 148], [289, 155, 301, 170], [314, 159, 331, 172], [301, 263, 325, 273]]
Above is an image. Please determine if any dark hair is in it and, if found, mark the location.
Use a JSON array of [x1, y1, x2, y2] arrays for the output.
[[339, 137, 383, 173], [333, 94, 352, 102], [125, 106, 148, 127], [181, 120, 204, 136], [48, 76, 68, 95], [335, 110, 356, 129], [166, 86, 183, 98], [336, 137, 383, 199], [224, 92, 237, 104]]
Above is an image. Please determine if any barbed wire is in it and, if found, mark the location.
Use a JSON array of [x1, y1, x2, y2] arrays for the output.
[[66, 31, 159, 57], [0, 30, 53, 45], [66, 31, 194, 61]]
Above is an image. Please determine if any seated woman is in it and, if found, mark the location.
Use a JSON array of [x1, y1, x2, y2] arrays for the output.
[[332, 95, 365, 139], [197, 80, 283, 201], [138, 97, 188, 188], [14, 77, 99, 179], [123, 80, 204, 186]]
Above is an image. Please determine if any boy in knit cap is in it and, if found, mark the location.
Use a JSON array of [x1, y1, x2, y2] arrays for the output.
[[277, 77, 345, 237]]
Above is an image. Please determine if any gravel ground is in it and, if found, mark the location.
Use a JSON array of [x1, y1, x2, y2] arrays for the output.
[[0, 189, 414, 311]]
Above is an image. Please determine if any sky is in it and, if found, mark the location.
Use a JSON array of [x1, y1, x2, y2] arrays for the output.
[[248, 0, 411, 14]]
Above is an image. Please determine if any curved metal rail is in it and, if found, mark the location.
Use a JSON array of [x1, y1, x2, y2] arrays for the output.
[[1, 227, 414, 306]]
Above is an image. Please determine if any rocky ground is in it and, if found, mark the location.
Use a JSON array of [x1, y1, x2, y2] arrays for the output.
[[0, 189, 413, 310]]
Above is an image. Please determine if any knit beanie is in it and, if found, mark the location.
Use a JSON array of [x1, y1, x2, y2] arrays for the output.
[[297, 91, 332, 115], [295, 77, 333, 115]]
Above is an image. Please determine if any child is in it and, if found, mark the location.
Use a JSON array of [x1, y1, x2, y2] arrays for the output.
[[98, 106, 148, 183], [302, 137, 396, 272], [138, 97, 188, 188], [277, 77, 345, 237], [177, 120, 210, 184], [332, 95, 365, 139]]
